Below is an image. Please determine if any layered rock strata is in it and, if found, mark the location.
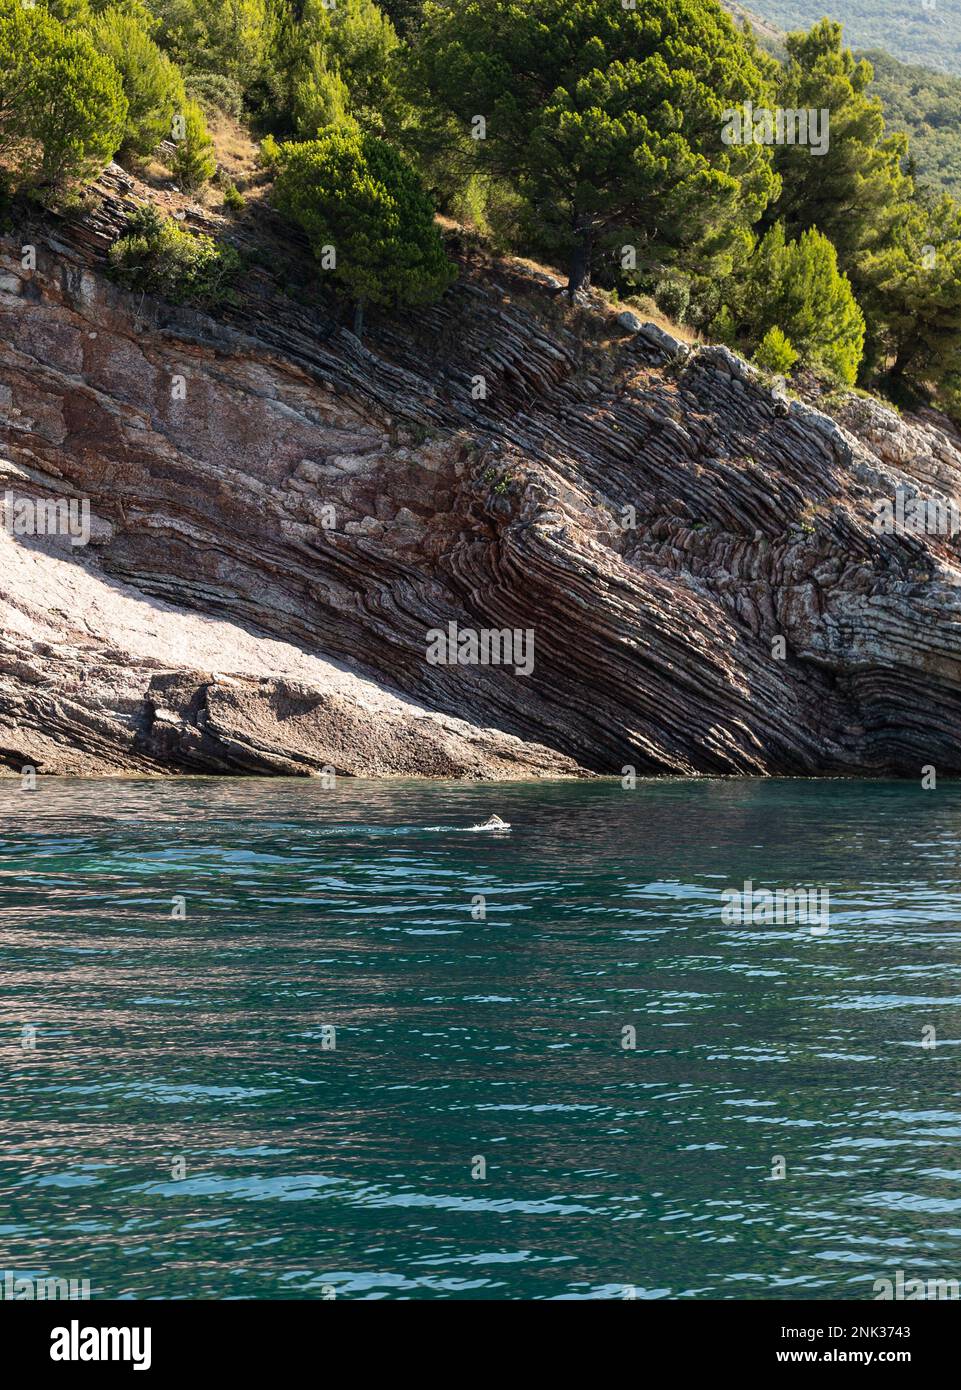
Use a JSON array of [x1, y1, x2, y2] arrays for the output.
[[1, 164, 960, 776]]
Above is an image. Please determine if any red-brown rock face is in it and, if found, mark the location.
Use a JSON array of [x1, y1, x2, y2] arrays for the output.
[[2, 165, 960, 777]]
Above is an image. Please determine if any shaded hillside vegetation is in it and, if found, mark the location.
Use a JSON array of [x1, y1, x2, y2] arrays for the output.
[[855, 49, 961, 203], [724, 4, 961, 202], [736, 0, 961, 76]]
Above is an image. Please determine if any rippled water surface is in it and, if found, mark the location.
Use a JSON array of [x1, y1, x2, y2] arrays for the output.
[[2, 776, 960, 1299]]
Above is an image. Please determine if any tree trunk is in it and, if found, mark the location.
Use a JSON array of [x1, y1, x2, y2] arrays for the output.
[[888, 339, 920, 382], [567, 218, 594, 303], [353, 300, 365, 339]]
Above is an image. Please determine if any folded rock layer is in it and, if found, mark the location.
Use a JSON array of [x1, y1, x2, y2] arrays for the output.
[[1, 165, 960, 777]]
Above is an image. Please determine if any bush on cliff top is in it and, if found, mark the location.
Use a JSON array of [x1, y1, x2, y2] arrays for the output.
[[753, 326, 798, 376], [273, 127, 455, 334], [732, 225, 865, 385]]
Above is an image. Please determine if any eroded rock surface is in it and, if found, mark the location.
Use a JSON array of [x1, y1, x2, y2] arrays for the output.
[[2, 164, 960, 776]]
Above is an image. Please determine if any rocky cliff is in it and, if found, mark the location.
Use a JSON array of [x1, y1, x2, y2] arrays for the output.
[[2, 163, 960, 778]]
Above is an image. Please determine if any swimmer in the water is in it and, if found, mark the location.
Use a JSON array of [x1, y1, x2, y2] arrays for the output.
[[478, 814, 510, 829]]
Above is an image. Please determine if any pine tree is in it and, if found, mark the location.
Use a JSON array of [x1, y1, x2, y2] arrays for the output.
[[770, 20, 913, 270], [170, 99, 216, 190], [862, 197, 961, 401], [93, 7, 187, 156], [293, 45, 355, 138], [754, 326, 798, 376], [293, 0, 402, 133], [736, 225, 865, 384], [0, 0, 128, 188], [151, 0, 272, 92], [412, 0, 780, 298], [273, 128, 454, 335]]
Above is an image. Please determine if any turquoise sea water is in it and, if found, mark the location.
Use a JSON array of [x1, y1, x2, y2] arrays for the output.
[[1, 776, 960, 1300]]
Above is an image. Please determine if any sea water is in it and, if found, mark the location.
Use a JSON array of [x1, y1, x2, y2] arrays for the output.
[[1, 776, 959, 1300]]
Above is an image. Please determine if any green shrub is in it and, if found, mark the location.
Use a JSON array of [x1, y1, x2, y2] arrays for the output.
[[711, 305, 737, 346], [753, 326, 798, 376], [448, 172, 490, 234], [92, 7, 186, 156], [221, 179, 245, 212], [293, 45, 355, 138], [483, 179, 528, 255], [258, 134, 282, 170], [0, 0, 127, 189], [741, 225, 865, 385], [151, 0, 272, 92], [185, 71, 244, 120], [293, 0, 402, 126], [273, 128, 455, 333], [653, 276, 690, 325], [170, 99, 216, 190], [685, 274, 722, 332], [108, 205, 240, 304]]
